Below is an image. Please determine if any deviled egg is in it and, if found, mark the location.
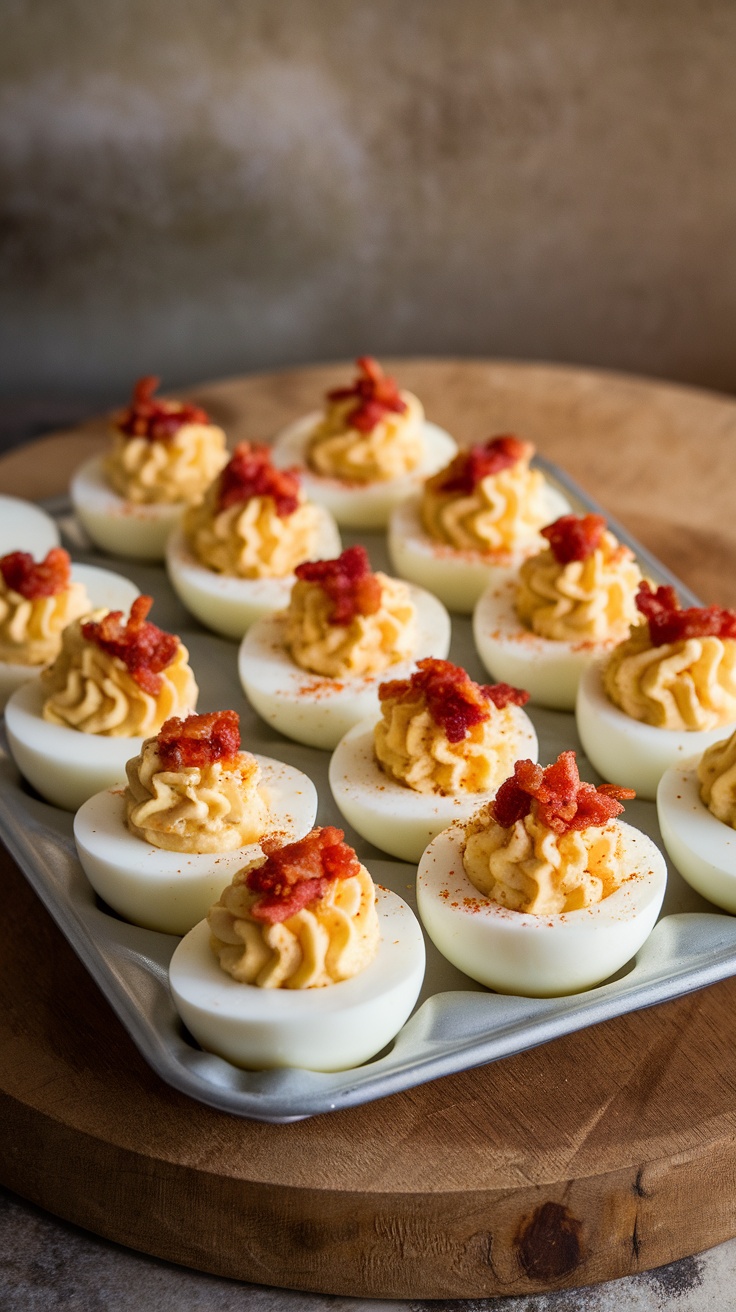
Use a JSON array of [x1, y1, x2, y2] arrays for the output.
[[169, 826, 426, 1071], [417, 751, 667, 996], [329, 658, 537, 862], [238, 546, 451, 750], [5, 595, 197, 809], [271, 357, 456, 529], [70, 376, 228, 561], [0, 548, 139, 708], [577, 583, 736, 799], [473, 514, 643, 710], [167, 442, 341, 638], [388, 435, 571, 613], [74, 711, 319, 934], [657, 730, 736, 913]]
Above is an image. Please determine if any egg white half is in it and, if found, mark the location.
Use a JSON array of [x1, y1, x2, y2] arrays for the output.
[[238, 584, 452, 751], [416, 819, 667, 996], [5, 680, 151, 811], [165, 509, 342, 639], [329, 707, 539, 863], [657, 758, 736, 913], [0, 563, 140, 710], [270, 413, 457, 529], [70, 455, 185, 561], [0, 496, 60, 557], [576, 659, 736, 801], [387, 482, 572, 614], [74, 757, 319, 934], [472, 576, 616, 711], [169, 885, 426, 1071]]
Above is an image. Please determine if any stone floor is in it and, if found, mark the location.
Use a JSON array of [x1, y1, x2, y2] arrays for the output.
[[1, 1187, 734, 1312]]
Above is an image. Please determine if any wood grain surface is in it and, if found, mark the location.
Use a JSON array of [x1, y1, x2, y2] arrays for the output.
[[2, 359, 736, 1300]]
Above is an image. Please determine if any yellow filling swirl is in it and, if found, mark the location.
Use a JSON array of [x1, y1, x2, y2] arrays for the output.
[[603, 628, 736, 730], [515, 532, 642, 643], [208, 863, 379, 988], [105, 423, 228, 505], [698, 729, 736, 827], [0, 577, 90, 666], [125, 740, 267, 852], [421, 460, 548, 553], [185, 485, 320, 578], [374, 696, 522, 795], [41, 613, 198, 736], [285, 573, 415, 678], [463, 808, 626, 914], [306, 392, 424, 482]]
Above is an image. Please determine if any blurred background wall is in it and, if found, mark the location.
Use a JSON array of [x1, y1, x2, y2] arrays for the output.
[[2, 0, 736, 441]]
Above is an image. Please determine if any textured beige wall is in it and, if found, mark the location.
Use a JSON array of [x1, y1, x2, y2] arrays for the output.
[[2, 0, 736, 402]]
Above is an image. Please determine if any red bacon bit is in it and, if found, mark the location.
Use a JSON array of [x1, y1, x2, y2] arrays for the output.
[[117, 376, 210, 441], [379, 657, 528, 744], [0, 547, 71, 599], [635, 581, 736, 647], [157, 710, 240, 771], [433, 435, 530, 496], [294, 545, 381, 625], [492, 751, 634, 834], [216, 442, 302, 517], [247, 826, 362, 923], [81, 595, 180, 695], [326, 356, 408, 433], [484, 681, 530, 709], [542, 514, 607, 564]]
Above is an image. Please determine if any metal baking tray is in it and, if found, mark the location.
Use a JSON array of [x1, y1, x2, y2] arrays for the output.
[[2, 460, 735, 1123]]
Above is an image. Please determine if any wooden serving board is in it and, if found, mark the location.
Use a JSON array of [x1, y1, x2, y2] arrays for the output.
[[2, 359, 736, 1300]]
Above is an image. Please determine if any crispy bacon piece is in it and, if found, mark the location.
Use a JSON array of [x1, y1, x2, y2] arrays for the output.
[[635, 581, 736, 647], [294, 545, 381, 625], [432, 434, 531, 496], [157, 710, 241, 771], [326, 356, 407, 433], [379, 657, 528, 744], [82, 595, 180, 695], [484, 681, 530, 709], [542, 514, 607, 564], [0, 547, 71, 599], [216, 442, 302, 516], [492, 750, 634, 834], [117, 376, 210, 441], [247, 826, 362, 923]]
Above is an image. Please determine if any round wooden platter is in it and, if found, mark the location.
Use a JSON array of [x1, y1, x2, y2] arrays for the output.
[[2, 359, 736, 1301]]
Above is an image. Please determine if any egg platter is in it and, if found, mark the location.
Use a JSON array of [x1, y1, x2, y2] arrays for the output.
[[3, 471, 736, 1122]]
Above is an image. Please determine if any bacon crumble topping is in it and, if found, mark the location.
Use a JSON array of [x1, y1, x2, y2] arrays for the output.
[[541, 513, 607, 564], [246, 826, 362, 924], [0, 547, 72, 599], [117, 376, 210, 441], [156, 709, 241, 771], [492, 751, 634, 834], [378, 657, 529, 744], [216, 442, 302, 517], [433, 435, 530, 496], [81, 595, 180, 695], [635, 581, 736, 647], [294, 545, 382, 625], [325, 356, 407, 433]]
